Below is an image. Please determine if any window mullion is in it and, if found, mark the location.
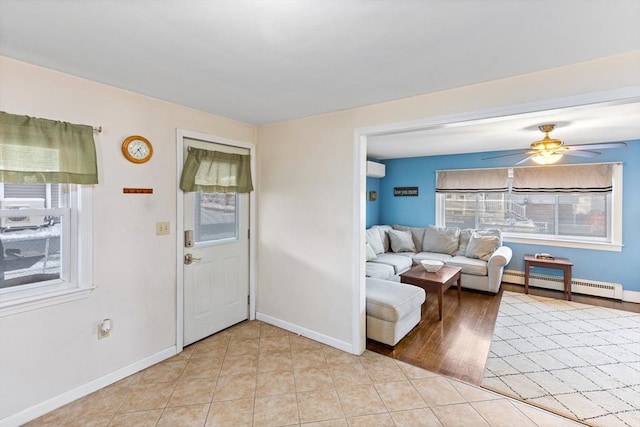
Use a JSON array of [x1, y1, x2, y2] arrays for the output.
[[553, 194, 560, 236]]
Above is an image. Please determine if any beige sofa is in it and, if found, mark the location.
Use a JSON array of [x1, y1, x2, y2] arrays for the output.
[[365, 224, 512, 294]]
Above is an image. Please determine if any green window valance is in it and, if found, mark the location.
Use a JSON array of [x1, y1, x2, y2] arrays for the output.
[[180, 147, 253, 193], [0, 112, 98, 184]]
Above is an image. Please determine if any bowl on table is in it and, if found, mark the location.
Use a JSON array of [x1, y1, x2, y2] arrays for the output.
[[420, 259, 444, 273]]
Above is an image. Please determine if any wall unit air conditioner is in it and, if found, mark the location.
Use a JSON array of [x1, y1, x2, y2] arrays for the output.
[[366, 161, 386, 178], [0, 198, 45, 228]]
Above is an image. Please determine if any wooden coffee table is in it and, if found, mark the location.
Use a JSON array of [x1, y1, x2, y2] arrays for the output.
[[400, 264, 462, 320]]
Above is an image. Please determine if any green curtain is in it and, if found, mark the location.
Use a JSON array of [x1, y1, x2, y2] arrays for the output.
[[180, 147, 253, 193], [0, 112, 98, 184]]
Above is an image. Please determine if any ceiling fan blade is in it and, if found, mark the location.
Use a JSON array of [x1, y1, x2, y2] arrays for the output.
[[567, 141, 627, 150], [482, 152, 528, 160], [563, 149, 601, 157], [514, 155, 534, 165]]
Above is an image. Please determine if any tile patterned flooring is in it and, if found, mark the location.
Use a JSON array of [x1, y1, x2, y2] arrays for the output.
[[28, 320, 586, 426]]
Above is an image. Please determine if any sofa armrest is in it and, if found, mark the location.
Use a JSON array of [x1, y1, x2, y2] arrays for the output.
[[488, 245, 512, 268], [484, 245, 512, 293]]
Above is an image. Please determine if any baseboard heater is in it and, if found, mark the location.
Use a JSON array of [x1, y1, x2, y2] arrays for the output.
[[502, 269, 623, 300]]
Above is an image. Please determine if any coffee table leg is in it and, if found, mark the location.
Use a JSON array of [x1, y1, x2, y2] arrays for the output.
[[438, 287, 443, 320], [457, 274, 461, 299]]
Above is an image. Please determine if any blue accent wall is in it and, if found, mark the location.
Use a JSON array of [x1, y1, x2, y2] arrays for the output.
[[372, 140, 640, 293], [366, 176, 381, 228]]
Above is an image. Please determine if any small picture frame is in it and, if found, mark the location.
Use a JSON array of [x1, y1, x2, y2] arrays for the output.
[[369, 191, 378, 201]]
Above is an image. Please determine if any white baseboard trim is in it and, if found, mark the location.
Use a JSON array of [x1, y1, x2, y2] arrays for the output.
[[0, 346, 177, 427], [622, 289, 640, 304], [256, 312, 356, 355]]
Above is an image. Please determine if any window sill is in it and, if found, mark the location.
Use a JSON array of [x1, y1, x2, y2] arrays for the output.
[[0, 283, 95, 317], [503, 234, 622, 252]]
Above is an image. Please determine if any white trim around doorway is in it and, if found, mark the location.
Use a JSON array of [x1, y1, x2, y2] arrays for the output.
[[175, 129, 257, 354], [351, 86, 640, 354]]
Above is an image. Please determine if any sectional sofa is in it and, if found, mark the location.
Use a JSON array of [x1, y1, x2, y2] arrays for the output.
[[365, 224, 512, 294]]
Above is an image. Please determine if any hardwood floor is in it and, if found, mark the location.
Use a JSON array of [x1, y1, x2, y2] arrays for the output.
[[366, 282, 640, 386]]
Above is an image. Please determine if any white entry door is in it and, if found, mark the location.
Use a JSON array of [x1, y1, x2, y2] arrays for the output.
[[182, 138, 249, 346]]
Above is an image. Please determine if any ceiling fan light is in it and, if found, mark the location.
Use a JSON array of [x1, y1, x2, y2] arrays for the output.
[[532, 152, 563, 165]]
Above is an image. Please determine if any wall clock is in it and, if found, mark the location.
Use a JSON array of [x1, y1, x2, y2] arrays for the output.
[[122, 135, 153, 164]]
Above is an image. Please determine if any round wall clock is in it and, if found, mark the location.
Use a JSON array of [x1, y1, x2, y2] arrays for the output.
[[122, 135, 153, 164]]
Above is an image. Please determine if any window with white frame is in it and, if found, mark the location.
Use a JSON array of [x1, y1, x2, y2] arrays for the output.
[[435, 163, 622, 251], [1, 183, 65, 286], [0, 183, 93, 316], [0, 112, 97, 316]]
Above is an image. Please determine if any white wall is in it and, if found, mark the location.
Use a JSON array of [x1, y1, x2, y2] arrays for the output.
[[255, 51, 640, 352], [0, 57, 255, 422]]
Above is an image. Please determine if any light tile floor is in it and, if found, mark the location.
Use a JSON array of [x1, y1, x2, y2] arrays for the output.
[[28, 320, 586, 426]]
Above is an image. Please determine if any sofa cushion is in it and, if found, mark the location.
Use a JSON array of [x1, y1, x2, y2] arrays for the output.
[[412, 252, 452, 264], [366, 228, 385, 255], [388, 229, 417, 253], [456, 229, 474, 256], [446, 255, 488, 276], [366, 278, 426, 322], [457, 228, 502, 256], [392, 225, 425, 253], [422, 225, 460, 255], [373, 225, 394, 252], [369, 253, 413, 274], [365, 242, 377, 261], [466, 232, 500, 261], [366, 262, 395, 280]]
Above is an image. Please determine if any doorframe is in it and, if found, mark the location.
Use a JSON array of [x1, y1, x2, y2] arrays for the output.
[[352, 86, 640, 354], [175, 128, 257, 353]]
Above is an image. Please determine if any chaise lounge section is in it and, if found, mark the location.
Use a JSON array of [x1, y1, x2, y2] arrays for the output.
[[366, 277, 426, 346]]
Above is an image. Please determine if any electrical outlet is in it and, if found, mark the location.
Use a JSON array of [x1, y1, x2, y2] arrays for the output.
[[98, 318, 111, 340], [156, 221, 170, 235]]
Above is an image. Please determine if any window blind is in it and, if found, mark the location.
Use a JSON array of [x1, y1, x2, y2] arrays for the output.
[[436, 168, 508, 193], [512, 163, 614, 193]]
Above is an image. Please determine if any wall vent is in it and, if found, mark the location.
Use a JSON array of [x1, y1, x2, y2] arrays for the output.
[[502, 269, 623, 300]]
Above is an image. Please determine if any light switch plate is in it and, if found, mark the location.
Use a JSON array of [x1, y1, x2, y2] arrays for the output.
[[156, 221, 170, 235]]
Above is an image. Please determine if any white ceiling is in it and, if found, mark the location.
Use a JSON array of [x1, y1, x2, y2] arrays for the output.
[[1, 0, 639, 157], [367, 100, 640, 159]]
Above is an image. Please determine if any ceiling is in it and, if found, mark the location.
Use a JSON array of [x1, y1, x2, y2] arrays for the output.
[[1, 1, 639, 157], [367, 100, 640, 160]]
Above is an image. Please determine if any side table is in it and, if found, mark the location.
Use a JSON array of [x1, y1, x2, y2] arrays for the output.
[[524, 254, 573, 300]]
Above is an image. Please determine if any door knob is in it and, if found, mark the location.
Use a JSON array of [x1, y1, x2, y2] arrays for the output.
[[184, 253, 201, 265]]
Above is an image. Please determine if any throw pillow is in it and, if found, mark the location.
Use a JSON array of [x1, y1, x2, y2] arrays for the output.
[[392, 224, 425, 252], [366, 228, 385, 255], [456, 229, 474, 256], [373, 225, 393, 252], [388, 229, 417, 253], [365, 242, 377, 261], [422, 225, 460, 255], [465, 233, 500, 261]]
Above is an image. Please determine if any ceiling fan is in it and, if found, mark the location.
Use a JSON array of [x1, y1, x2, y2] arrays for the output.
[[484, 124, 627, 165]]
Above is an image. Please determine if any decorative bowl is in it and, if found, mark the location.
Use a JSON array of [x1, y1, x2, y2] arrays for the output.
[[420, 259, 444, 273]]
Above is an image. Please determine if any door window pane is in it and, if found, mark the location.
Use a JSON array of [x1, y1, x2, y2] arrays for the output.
[[194, 192, 237, 243]]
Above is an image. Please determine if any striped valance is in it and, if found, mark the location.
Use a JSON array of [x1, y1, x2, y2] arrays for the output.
[[512, 163, 613, 194], [436, 168, 508, 193]]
